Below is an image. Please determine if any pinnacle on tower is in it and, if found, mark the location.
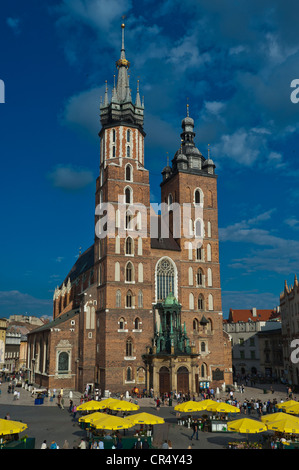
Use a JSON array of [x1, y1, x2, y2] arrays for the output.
[[100, 22, 144, 129]]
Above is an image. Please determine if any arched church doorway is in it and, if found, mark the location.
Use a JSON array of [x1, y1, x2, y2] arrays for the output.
[[177, 366, 189, 393], [159, 366, 170, 394]]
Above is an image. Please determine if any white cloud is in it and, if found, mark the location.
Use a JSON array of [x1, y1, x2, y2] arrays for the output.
[[222, 290, 280, 315], [59, 86, 103, 140], [167, 30, 211, 71], [6, 17, 21, 35], [204, 100, 226, 116], [220, 209, 299, 274], [212, 129, 261, 166], [56, 0, 132, 32], [284, 217, 299, 229], [0, 291, 52, 311], [47, 164, 94, 191]]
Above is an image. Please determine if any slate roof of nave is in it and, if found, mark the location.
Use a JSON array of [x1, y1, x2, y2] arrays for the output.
[[61, 244, 95, 287], [27, 308, 79, 335]]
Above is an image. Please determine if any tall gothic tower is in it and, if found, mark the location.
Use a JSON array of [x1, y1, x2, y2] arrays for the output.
[[94, 24, 153, 391]]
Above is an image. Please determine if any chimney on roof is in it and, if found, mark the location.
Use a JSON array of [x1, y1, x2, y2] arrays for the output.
[[252, 308, 257, 317]]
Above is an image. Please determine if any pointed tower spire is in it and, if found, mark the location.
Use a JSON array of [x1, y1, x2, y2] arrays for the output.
[[111, 74, 119, 103], [116, 22, 131, 103], [100, 22, 144, 129], [103, 80, 109, 107], [125, 73, 132, 102], [135, 79, 142, 107]]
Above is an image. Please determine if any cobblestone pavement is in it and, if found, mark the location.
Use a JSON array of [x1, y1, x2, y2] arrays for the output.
[[0, 381, 296, 450]]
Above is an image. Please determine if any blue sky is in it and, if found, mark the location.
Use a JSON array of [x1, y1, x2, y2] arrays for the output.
[[1, 0, 299, 319]]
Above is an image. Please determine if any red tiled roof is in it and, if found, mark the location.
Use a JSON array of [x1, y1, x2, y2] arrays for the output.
[[228, 309, 280, 323]]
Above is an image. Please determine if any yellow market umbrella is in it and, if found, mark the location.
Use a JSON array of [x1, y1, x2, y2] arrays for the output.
[[207, 402, 240, 413], [127, 412, 165, 425], [266, 418, 299, 434], [277, 400, 299, 411], [195, 399, 217, 411], [91, 415, 134, 430], [174, 401, 203, 412], [79, 412, 106, 423], [0, 419, 28, 436], [79, 398, 121, 411], [77, 400, 111, 412], [227, 418, 267, 434], [261, 412, 299, 424], [282, 403, 299, 415], [108, 401, 140, 412]]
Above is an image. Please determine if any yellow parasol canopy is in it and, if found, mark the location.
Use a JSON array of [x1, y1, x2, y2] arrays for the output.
[[0, 419, 28, 436], [91, 415, 134, 430], [227, 418, 267, 434], [281, 403, 299, 415], [79, 412, 106, 423], [194, 399, 217, 411], [174, 400, 203, 412], [266, 417, 299, 434], [261, 412, 299, 424], [77, 400, 114, 411], [277, 400, 299, 410], [206, 402, 240, 413], [107, 401, 140, 412], [127, 412, 165, 425]]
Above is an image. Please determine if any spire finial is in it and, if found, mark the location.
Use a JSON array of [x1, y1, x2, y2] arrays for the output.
[[166, 151, 169, 166], [208, 143, 211, 158], [121, 16, 126, 49], [186, 97, 189, 117]]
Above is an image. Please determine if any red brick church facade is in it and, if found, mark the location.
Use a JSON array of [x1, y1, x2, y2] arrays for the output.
[[27, 25, 232, 395]]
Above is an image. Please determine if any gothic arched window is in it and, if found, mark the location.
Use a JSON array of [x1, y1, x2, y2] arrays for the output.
[[125, 262, 134, 282], [156, 258, 175, 301], [125, 164, 132, 182], [126, 338, 133, 357], [125, 187, 132, 204], [116, 290, 121, 308], [138, 290, 143, 308], [125, 236, 133, 255], [195, 219, 203, 238], [58, 351, 69, 374], [126, 290, 133, 308], [126, 366, 132, 381], [198, 295, 204, 310]]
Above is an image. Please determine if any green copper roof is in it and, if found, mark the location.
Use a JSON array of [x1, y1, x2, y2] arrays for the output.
[[164, 291, 179, 306]]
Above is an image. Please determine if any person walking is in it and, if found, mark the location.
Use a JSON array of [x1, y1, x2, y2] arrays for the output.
[[50, 440, 58, 449], [62, 439, 69, 449], [161, 440, 169, 449], [78, 439, 87, 449], [41, 440, 47, 449], [190, 419, 199, 441]]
